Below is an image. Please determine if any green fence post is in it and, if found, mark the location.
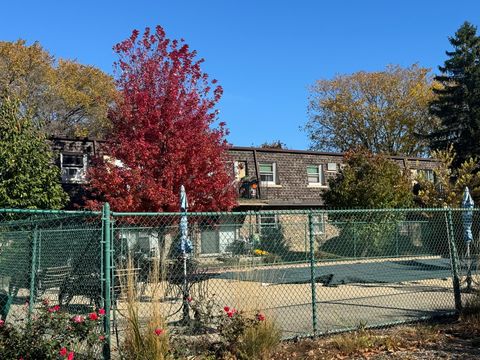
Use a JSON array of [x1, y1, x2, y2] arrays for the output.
[[28, 224, 38, 321], [446, 208, 462, 312], [353, 222, 357, 258], [102, 203, 112, 360], [395, 222, 399, 257], [305, 221, 308, 261], [308, 212, 318, 336]]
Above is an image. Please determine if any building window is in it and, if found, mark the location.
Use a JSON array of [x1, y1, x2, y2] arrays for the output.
[[259, 163, 276, 185], [60, 153, 87, 183], [419, 169, 434, 182], [259, 214, 278, 229], [312, 214, 325, 235], [234, 161, 247, 181], [327, 162, 337, 172], [201, 225, 239, 255], [307, 165, 324, 185]]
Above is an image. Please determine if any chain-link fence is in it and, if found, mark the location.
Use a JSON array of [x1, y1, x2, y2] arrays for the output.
[[0, 209, 104, 358], [1, 206, 479, 359]]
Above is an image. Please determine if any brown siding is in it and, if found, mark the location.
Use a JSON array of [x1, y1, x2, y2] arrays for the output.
[[49, 138, 439, 210], [228, 147, 439, 208]]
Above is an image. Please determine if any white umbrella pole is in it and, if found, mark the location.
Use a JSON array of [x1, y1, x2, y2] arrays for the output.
[[182, 251, 189, 323], [467, 242, 472, 291], [180, 185, 190, 324]]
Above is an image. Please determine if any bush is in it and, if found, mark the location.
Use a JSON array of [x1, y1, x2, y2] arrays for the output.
[[0, 300, 105, 359], [321, 212, 404, 258]]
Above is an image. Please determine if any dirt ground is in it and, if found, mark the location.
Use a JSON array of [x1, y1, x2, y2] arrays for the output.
[[271, 316, 480, 359]]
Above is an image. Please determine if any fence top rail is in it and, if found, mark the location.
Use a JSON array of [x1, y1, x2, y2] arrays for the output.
[[110, 207, 478, 217], [0, 208, 101, 215], [0, 207, 476, 218]]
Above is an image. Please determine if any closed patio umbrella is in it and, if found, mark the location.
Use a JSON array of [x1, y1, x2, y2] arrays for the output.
[[462, 187, 474, 291], [179, 185, 193, 323]]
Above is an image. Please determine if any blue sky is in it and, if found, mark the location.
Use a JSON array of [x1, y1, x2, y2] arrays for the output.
[[1, 0, 480, 149]]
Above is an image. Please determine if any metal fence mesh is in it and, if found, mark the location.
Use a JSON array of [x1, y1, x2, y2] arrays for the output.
[[0, 210, 104, 358], [1, 207, 479, 359]]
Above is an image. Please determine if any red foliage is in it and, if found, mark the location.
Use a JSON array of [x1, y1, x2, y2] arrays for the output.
[[86, 26, 237, 212]]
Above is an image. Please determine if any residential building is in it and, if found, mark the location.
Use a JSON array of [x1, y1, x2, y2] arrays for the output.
[[229, 146, 437, 210], [50, 137, 438, 256], [51, 137, 437, 210]]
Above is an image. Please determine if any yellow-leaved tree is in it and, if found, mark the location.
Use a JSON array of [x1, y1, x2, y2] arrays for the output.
[[0, 40, 117, 137], [306, 64, 438, 157], [415, 145, 480, 207]]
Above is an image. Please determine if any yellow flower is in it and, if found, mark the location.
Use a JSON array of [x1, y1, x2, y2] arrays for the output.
[[254, 249, 269, 256]]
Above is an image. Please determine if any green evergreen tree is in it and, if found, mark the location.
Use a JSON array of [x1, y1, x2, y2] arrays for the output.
[[428, 22, 480, 166], [0, 96, 68, 209]]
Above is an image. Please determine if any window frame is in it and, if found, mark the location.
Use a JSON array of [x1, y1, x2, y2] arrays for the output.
[[259, 213, 278, 230], [312, 214, 325, 235], [259, 162, 276, 185], [307, 164, 326, 186], [419, 169, 435, 183], [326, 162, 338, 172], [233, 160, 248, 181], [60, 153, 87, 183]]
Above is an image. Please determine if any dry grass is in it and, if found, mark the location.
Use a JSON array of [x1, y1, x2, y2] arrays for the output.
[[228, 263, 283, 360], [238, 319, 282, 360], [272, 324, 443, 359], [462, 290, 480, 319], [120, 257, 170, 360], [327, 325, 439, 355]]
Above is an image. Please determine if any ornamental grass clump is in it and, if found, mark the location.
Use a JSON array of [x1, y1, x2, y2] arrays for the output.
[[120, 257, 170, 360], [218, 306, 281, 360]]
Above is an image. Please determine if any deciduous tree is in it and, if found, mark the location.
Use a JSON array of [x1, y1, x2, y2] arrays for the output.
[[0, 96, 68, 209], [306, 64, 437, 156], [427, 22, 480, 167], [86, 26, 237, 212], [0, 40, 117, 137], [322, 149, 413, 257], [260, 140, 287, 149]]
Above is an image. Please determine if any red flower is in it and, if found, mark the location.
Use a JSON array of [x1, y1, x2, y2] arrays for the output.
[[223, 306, 230, 312], [256, 313, 266, 321], [59, 347, 68, 356], [0, 319, 4, 327], [98, 308, 106, 315], [99, 335, 106, 341], [187, 297, 193, 303], [67, 351, 75, 360], [48, 305, 60, 313], [154, 328, 164, 336], [89, 312, 99, 321]]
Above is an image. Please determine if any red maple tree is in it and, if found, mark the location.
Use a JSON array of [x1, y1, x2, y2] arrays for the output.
[[86, 26, 237, 212]]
